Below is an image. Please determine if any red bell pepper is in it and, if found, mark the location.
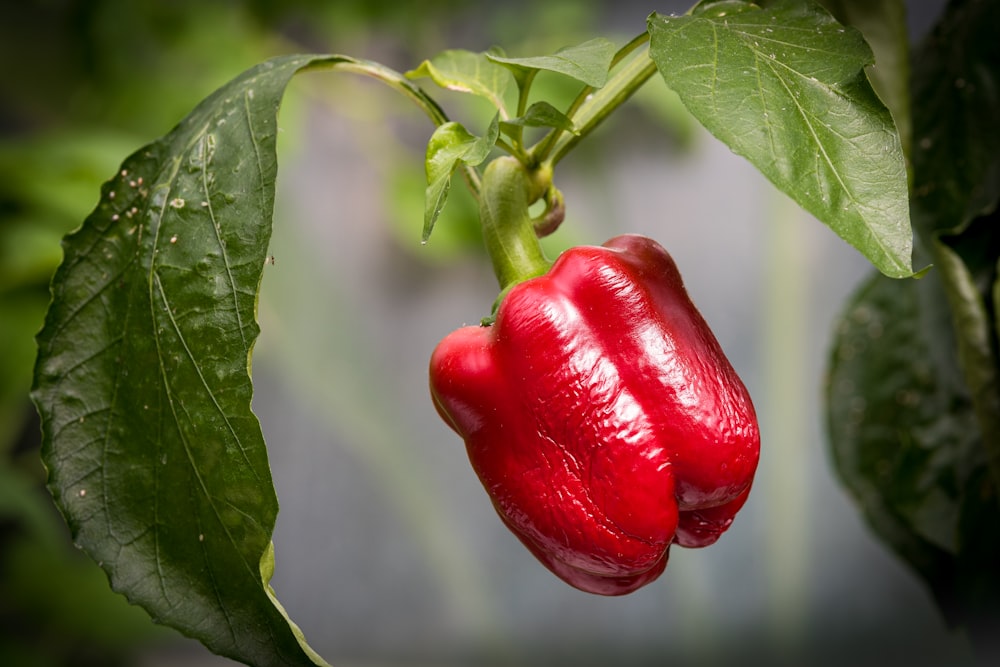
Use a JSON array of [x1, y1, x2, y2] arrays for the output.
[[429, 158, 760, 595]]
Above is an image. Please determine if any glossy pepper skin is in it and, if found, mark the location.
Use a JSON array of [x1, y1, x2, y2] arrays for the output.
[[429, 234, 759, 595]]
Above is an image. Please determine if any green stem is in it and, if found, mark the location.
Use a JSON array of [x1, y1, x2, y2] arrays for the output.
[[510, 68, 540, 151], [551, 47, 657, 165], [530, 32, 657, 166], [931, 238, 1000, 495], [479, 156, 551, 294], [517, 69, 539, 118], [495, 135, 527, 164]]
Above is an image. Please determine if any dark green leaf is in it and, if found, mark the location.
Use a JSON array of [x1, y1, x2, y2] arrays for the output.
[[423, 116, 499, 241], [648, 0, 913, 278], [935, 218, 1000, 491], [406, 49, 513, 115], [909, 0, 1000, 499], [825, 268, 994, 624], [500, 102, 577, 136], [487, 37, 617, 88], [909, 0, 1000, 241], [30, 54, 347, 667]]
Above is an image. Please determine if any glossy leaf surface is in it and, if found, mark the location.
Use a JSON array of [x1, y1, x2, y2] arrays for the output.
[[30, 54, 349, 667]]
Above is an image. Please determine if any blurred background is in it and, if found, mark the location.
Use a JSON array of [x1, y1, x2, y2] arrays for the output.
[[0, 1, 973, 666]]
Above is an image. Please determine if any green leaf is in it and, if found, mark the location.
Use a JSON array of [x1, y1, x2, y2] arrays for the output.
[[406, 49, 513, 116], [825, 269, 996, 626], [30, 54, 351, 667], [487, 37, 617, 88], [423, 116, 499, 241], [500, 101, 577, 136], [909, 0, 1000, 242], [935, 218, 1000, 495], [647, 0, 913, 278], [909, 0, 1000, 495]]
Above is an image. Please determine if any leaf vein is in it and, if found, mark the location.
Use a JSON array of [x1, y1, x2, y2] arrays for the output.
[[151, 272, 259, 583], [153, 272, 260, 475]]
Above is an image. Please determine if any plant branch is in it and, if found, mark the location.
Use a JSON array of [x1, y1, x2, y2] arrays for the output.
[[530, 32, 656, 166]]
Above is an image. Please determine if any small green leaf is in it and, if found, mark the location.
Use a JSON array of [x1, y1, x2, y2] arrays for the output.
[[648, 0, 913, 278], [30, 54, 357, 667], [406, 49, 513, 116], [487, 37, 617, 88], [423, 116, 499, 240], [500, 101, 577, 136]]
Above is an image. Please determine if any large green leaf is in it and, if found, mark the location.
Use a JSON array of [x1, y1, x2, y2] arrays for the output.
[[827, 271, 974, 560], [30, 54, 358, 667], [909, 0, 1000, 496], [825, 268, 998, 629], [647, 0, 912, 278], [828, 237, 1000, 645]]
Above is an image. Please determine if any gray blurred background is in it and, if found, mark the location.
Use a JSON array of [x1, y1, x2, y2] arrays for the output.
[[1, 1, 972, 666]]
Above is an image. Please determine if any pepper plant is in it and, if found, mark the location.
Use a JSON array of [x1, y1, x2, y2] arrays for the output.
[[27, 0, 999, 665]]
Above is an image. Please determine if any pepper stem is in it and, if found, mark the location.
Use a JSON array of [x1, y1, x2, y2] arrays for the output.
[[479, 156, 552, 296]]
